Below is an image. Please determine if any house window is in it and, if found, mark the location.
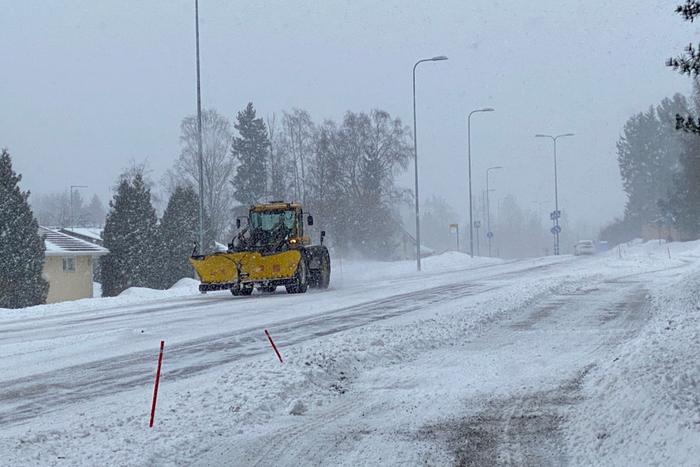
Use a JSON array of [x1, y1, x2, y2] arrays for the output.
[[62, 257, 76, 272]]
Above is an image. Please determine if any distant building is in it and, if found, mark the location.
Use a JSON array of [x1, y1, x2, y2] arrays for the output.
[[59, 227, 105, 282], [396, 227, 435, 260], [641, 222, 692, 243], [39, 227, 109, 303]]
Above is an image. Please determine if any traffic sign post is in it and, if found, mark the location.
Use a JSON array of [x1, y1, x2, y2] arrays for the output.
[[449, 224, 460, 252], [473, 221, 481, 256], [549, 210, 562, 255]]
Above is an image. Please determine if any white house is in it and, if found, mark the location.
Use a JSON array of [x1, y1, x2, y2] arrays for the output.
[[39, 227, 109, 303]]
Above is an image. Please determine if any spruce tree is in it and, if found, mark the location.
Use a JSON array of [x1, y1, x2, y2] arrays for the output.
[[101, 171, 160, 296], [84, 194, 106, 227], [670, 128, 700, 236], [0, 149, 49, 308], [668, 1, 700, 132], [231, 102, 269, 205], [159, 185, 200, 288]]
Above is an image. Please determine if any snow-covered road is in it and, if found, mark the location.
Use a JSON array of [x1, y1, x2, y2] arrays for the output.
[[0, 256, 563, 426], [1, 243, 699, 465]]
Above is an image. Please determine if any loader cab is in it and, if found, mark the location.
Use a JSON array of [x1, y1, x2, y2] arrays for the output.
[[246, 203, 311, 249]]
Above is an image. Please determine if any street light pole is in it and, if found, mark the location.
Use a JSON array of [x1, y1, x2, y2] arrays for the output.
[[535, 133, 574, 255], [69, 185, 88, 229], [195, 0, 205, 253], [467, 108, 494, 259], [486, 166, 502, 257], [412, 55, 448, 271]]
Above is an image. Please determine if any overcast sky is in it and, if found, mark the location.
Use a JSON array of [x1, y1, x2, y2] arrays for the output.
[[1, 0, 696, 232]]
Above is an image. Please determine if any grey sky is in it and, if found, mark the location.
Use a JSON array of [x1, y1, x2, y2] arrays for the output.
[[1, 0, 695, 232]]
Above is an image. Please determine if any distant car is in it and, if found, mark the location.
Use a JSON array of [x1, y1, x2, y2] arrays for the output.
[[574, 240, 596, 256]]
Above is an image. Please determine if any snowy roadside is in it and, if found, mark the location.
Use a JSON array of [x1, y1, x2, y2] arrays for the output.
[[564, 254, 700, 465], [0, 278, 202, 319]]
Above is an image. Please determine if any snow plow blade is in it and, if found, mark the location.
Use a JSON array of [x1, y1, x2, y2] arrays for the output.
[[189, 250, 301, 292]]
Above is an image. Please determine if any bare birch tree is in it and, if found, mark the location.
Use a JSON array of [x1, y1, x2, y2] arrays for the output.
[[165, 109, 235, 241]]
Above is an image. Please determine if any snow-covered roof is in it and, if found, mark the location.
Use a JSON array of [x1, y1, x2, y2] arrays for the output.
[[39, 227, 109, 257], [61, 227, 103, 242]]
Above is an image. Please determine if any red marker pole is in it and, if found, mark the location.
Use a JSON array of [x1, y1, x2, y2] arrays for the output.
[[265, 329, 283, 363], [149, 340, 165, 428]]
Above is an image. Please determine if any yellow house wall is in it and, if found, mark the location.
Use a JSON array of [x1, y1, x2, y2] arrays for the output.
[[43, 256, 94, 304]]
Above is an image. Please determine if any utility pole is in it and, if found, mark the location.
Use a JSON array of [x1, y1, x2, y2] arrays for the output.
[[195, 0, 205, 252]]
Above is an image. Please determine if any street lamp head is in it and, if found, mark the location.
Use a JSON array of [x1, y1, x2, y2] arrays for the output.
[[535, 134, 550, 138], [481, 107, 495, 112], [560, 133, 575, 137], [431, 55, 448, 61], [491, 166, 503, 170]]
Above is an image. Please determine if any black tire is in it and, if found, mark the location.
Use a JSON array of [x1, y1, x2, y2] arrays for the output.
[[258, 285, 277, 294], [308, 248, 331, 289], [231, 284, 254, 296], [286, 256, 308, 294], [308, 269, 320, 288], [316, 251, 331, 289]]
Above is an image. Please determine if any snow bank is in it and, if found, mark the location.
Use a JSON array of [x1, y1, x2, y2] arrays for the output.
[[0, 276, 205, 318], [119, 278, 199, 298], [565, 249, 700, 465], [92, 281, 102, 298], [170, 277, 200, 290], [333, 251, 501, 287]]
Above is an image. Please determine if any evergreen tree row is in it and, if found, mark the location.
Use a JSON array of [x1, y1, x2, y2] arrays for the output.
[[601, 2, 700, 244], [101, 170, 209, 297]]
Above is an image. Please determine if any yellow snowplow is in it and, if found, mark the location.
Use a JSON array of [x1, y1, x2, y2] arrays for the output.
[[190, 202, 330, 295]]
